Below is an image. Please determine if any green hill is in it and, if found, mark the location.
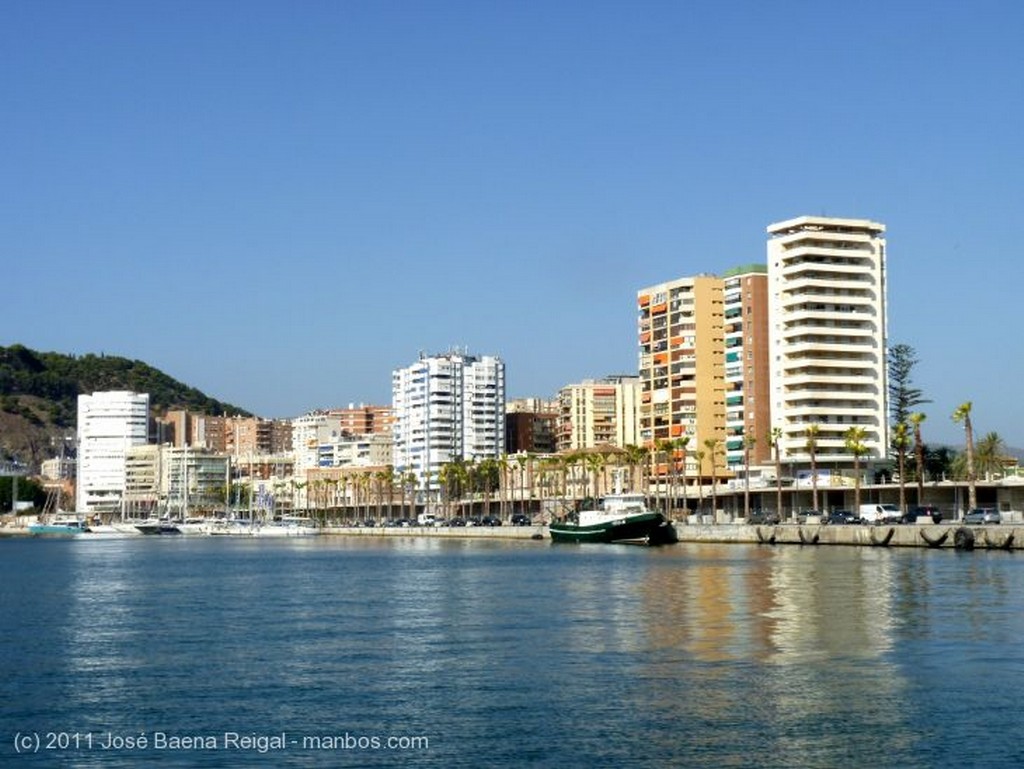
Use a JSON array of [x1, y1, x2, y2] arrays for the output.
[[0, 344, 251, 467]]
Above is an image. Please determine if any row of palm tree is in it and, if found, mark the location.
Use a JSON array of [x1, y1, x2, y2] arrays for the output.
[[266, 404, 1005, 522]]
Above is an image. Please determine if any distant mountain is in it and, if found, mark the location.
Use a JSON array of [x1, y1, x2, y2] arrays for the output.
[[0, 344, 251, 467]]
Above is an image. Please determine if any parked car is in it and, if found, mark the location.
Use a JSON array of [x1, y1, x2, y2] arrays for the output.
[[746, 510, 780, 525], [510, 513, 533, 526], [859, 503, 902, 524], [797, 510, 825, 524], [824, 509, 859, 525], [964, 508, 1001, 525], [480, 515, 502, 526], [902, 505, 943, 524]]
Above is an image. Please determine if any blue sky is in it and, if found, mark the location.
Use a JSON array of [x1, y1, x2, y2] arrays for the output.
[[3, 1, 1022, 446]]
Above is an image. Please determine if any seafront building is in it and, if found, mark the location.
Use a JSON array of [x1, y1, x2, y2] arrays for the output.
[[505, 398, 558, 455], [157, 412, 292, 456], [75, 391, 150, 514], [556, 376, 641, 452], [723, 265, 772, 469], [636, 275, 728, 487], [392, 350, 506, 495], [332, 404, 395, 437], [766, 216, 889, 473]]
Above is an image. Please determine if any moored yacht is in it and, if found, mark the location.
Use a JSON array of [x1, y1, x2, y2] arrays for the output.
[[252, 516, 320, 537], [28, 515, 92, 537], [134, 518, 182, 535]]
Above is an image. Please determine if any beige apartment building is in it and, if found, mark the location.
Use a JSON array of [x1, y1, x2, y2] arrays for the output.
[[637, 275, 727, 485], [557, 376, 641, 453]]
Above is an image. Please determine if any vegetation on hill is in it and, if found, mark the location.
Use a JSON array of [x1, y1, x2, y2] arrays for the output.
[[0, 344, 250, 467]]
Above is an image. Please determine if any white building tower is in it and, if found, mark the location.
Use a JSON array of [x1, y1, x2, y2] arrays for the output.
[[767, 216, 889, 472], [76, 391, 150, 514], [392, 351, 506, 496]]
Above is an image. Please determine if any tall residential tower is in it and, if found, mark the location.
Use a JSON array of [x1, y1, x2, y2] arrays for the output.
[[637, 275, 727, 485], [766, 216, 889, 469], [76, 390, 150, 514], [392, 351, 506, 495]]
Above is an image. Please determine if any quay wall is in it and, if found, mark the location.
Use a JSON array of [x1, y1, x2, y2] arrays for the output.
[[323, 523, 1020, 550], [671, 522, 1022, 550], [3, 523, 1020, 550]]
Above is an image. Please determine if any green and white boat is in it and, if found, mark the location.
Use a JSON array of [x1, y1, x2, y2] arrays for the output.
[[549, 491, 675, 545]]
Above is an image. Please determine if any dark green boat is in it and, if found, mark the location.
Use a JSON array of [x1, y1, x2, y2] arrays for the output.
[[549, 492, 675, 545]]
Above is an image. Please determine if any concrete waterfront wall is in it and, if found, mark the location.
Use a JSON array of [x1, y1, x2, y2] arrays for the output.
[[322, 522, 1021, 551], [322, 525, 547, 541], [672, 522, 1022, 550]]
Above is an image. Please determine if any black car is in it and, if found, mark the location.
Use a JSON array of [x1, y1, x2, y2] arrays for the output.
[[480, 515, 502, 526], [746, 510, 780, 525], [902, 505, 943, 524], [824, 509, 858, 525], [510, 513, 533, 526]]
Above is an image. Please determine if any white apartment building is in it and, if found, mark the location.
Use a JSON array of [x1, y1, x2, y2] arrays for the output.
[[767, 216, 889, 469], [392, 351, 506, 495], [290, 411, 339, 475], [76, 391, 150, 514]]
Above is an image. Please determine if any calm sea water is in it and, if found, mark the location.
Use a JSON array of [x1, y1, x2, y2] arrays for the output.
[[2, 535, 1023, 768]]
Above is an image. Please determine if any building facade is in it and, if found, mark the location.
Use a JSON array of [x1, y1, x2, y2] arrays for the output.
[[76, 391, 150, 514], [331, 404, 395, 437], [556, 376, 641, 452], [723, 265, 772, 469], [766, 215, 889, 470], [637, 275, 728, 484], [392, 351, 506, 494]]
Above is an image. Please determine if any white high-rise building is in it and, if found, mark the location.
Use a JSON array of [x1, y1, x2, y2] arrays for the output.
[[767, 216, 889, 469], [392, 351, 506, 494], [76, 391, 150, 514]]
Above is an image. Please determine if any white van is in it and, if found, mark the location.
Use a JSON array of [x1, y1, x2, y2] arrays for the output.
[[417, 512, 437, 527], [859, 503, 901, 524]]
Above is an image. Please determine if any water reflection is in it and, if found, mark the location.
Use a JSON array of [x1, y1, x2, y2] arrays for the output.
[[6, 537, 1024, 768]]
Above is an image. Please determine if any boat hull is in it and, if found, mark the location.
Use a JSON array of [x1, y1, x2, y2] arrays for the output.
[[549, 512, 675, 545], [134, 522, 182, 535], [28, 524, 90, 537]]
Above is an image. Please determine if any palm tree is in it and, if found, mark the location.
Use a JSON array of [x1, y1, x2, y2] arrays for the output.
[[622, 444, 647, 496], [538, 456, 560, 520], [654, 439, 674, 513], [951, 401, 977, 513], [769, 427, 783, 521], [844, 426, 869, 513], [475, 457, 497, 518], [673, 436, 690, 517], [743, 434, 757, 519], [693, 449, 706, 514], [513, 453, 528, 514], [496, 453, 510, 521], [909, 412, 927, 505], [974, 432, 1007, 481], [804, 423, 821, 512], [891, 422, 911, 515], [584, 451, 605, 502], [703, 437, 722, 518]]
